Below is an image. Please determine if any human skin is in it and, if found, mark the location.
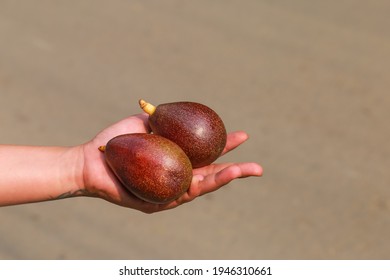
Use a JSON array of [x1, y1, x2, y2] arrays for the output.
[[0, 113, 262, 213]]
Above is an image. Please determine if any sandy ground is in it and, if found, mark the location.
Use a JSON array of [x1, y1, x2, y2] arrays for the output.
[[1, 0, 390, 259]]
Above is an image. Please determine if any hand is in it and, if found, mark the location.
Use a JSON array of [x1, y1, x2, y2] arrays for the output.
[[81, 113, 263, 213]]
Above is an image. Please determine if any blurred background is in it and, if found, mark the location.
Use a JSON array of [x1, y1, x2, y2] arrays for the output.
[[1, 0, 390, 259]]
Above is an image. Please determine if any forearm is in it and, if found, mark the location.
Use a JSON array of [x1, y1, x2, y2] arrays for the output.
[[0, 145, 85, 206]]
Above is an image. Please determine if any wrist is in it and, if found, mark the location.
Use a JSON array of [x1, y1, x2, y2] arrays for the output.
[[57, 145, 87, 198]]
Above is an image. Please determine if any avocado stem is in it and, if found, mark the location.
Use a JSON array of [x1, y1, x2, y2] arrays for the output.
[[98, 145, 106, 152], [139, 99, 156, 115]]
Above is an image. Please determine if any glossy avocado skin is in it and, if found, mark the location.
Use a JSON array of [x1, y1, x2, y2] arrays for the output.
[[149, 102, 227, 168], [104, 133, 192, 204]]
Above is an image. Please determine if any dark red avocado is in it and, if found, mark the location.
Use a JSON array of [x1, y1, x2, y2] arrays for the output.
[[139, 99, 227, 168]]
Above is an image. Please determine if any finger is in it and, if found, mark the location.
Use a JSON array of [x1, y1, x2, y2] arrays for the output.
[[221, 131, 249, 156], [198, 162, 263, 195], [193, 161, 263, 177]]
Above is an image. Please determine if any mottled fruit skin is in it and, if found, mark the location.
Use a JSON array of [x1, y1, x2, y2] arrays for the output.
[[104, 133, 192, 204], [149, 102, 227, 168]]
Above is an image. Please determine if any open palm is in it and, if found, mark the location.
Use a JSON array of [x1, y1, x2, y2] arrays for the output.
[[82, 113, 262, 213]]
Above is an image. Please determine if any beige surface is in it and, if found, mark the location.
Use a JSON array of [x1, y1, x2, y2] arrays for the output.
[[1, 0, 390, 259]]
